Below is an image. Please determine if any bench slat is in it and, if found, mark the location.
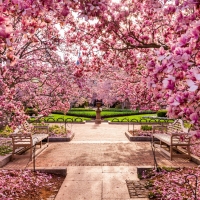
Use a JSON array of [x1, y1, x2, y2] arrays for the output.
[[10, 122, 49, 161], [152, 119, 191, 160]]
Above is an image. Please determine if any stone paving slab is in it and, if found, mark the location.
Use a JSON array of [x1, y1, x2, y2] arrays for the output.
[[67, 166, 103, 173], [103, 180, 130, 199], [102, 166, 137, 173], [66, 172, 103, 181], [69, 123, 129, 142], [55, 166, 139, 200], [55, 180, 102, 200], [102, 199, 148, 200]]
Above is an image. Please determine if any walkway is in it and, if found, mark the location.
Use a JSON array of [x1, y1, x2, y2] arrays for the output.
[[2, 122, 198, 200]]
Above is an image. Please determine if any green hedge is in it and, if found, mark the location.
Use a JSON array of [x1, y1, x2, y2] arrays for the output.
[[70, 108, 94, 111], [141, 125, 152, 131], [51, 110, 65, 114], [51, 109, 156, 118], [66, 110, 156, 118], [157, 110, 167, 117], [0, 126, 13, 137]]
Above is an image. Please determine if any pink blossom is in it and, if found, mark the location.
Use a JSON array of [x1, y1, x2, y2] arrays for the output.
[[163, 76, 175, 90], [61, 5, 69, 17], [0, 29, 10, 38], [175, 0, 179, 6], [191, 27, 199, 39], [189, 112, 198, 124]]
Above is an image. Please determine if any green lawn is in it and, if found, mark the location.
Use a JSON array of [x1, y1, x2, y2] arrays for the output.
[[104, 114, 174, 123], [104, 114, 157, 121], [30, 114, 91, 122], [33, 113, 162, 123], [31, 111, 173, 123]]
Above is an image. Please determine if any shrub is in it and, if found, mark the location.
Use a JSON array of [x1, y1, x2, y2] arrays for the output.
[[70, 108, 93, 111], [141, 125, 152, 131], [0, 126, 13, 137], [51, 110, 64, 115], [0, 145, 12, 156], [115, 104, 122, 109], [157, 110, 167, 117], [49, 125, 67, 135]]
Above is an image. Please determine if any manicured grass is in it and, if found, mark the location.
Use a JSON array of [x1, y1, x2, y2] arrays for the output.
[[31, 113, 171, 123], [51, 108, 155, 118], [104, 114, 156, 121], [104, 114, 174, 122], [41, 113, 166, 123], [67, 110, 96, 117], [30, 111, 174, 124], [29, 113, 176, 124], [30, 114, 92, 122]]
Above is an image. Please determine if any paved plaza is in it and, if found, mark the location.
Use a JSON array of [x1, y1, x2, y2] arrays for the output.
[[2, 122, 198, 200]]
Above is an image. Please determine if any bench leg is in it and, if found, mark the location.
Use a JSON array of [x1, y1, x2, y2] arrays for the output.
[[47, 136, 49, 147], [36, 141, 42, 148], [170, 146, 173, 160], [30, 146, 33, 161], [12, 148, 15, 161], [187, 146, 191, 160]]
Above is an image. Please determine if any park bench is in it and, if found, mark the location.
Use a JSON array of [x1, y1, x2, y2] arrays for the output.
[[152, 119, 191, 160], [10, 121, 49, 161]]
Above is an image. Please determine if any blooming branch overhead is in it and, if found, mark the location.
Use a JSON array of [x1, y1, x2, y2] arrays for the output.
[[0, 0, 200, 128]]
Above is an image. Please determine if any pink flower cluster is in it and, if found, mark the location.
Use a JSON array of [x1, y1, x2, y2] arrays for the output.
[[0, 170, 53, 199], [143, 167, 200, 199]]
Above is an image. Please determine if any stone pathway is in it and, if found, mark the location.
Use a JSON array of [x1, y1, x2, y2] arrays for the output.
[[1, 123, 198, 200]]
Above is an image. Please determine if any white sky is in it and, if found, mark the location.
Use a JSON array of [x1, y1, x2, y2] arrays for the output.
[[56, 0, 122, 61]]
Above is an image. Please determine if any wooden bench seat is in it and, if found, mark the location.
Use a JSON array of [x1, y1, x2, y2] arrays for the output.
[[10, 122, 49, 161], [152, 119, 191, 160]]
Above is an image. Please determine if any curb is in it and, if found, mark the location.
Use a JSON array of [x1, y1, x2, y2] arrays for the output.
[[137, 166, 154, 178], [109, 122, 130, 125], [125, 131, 158, 142], [49, 133, 75, 142], [85, 120, 109, 123], [46, 121, 86, 124], [28, 167, 67, 176], [137, 166, 180, 178], [0, 154, 11, 168], [0, 166, 67, 176], [109, 121, 170, 125]]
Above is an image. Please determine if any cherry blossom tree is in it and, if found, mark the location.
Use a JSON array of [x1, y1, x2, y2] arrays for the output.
[[66, 0, 200, 128], [1, 0, 200, 130], [0, 0, 108, 127]]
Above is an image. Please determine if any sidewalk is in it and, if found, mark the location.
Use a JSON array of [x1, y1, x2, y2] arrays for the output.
[[55, 166, 146, 200], [2, 122, 198, 200]]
